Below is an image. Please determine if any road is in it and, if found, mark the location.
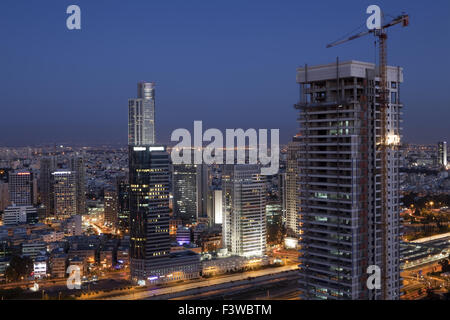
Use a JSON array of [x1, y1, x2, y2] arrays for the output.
[[0, 270, 128, 291], [86, 264, 298, 300], [401, 260, 448, 300]]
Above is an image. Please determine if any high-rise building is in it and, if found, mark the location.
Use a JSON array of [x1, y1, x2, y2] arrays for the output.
[[52, 171, 77, 219], [39, 156, 56, 218], [70, 156, 86, 215], [104, 190, 118, 228], [438, 141, 448, 168], [173, 164, 208, 223], [129, 145, 171, 282], [212, 189, 223, 225], [296, 60, 402, 300], [128, 82, 156, 146], [117, 176, 130, 233], [8, 171, 33, 206], [222, 164, 266, 258], [286, 137, 301, 236]]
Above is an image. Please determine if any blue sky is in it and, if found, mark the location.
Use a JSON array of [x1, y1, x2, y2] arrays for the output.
[[0, 0, 449, 146]]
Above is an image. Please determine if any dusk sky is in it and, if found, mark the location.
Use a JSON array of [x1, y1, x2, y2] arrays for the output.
[[0, 0, 448, 146]]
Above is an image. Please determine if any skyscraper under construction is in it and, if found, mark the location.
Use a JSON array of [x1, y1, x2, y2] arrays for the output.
[[296, 60, 402, 300]]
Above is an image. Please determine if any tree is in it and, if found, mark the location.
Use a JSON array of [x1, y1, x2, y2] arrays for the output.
[[5, 255, 33, 282], [439, 257, 450, 273]]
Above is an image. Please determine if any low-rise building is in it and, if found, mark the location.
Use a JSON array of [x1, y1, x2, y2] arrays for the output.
[[33, 256, 48, 279], [99, 249, 113, 269], [50, 253, 67, 278], [22, 242, 46, 258]]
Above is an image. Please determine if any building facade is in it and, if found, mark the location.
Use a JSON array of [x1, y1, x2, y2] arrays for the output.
[[39, 156, 56, 218], [104, 190, 118, 228], [117, 176, 130, 233], [286, 137, 301, 236], [70, 156, 87, 215], [296, 60, 402, 300], [128, 82, 156, 146], [129, 145, 171, 283], [222, 164, 266, 258], [3, 205, 37, 225], [438, 141, 448, 168], [52, 171, 77, 219], [8, 171, 33, 206]]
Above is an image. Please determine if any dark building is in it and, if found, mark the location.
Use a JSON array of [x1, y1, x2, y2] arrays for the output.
[[39, 156, 56, 218], [129, 145, 171, 283], [70, 156, 87, 215], [117, 176, 130, 233], [104, 190, 118, 229], [0, 168, 10, 183]]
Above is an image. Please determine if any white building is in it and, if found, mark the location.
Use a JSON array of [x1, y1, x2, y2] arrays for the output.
[[438, 141, 448, 167], [285, 137, 301, 236], [3, 205, 37, 225], [33, 256, 48, 279], [128, 82, 156, 146], [212, 189, 223, 225], [222, 164, 266, 258]]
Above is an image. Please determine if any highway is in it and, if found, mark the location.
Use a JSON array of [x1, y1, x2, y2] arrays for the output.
[[88, 264, 298, 300]]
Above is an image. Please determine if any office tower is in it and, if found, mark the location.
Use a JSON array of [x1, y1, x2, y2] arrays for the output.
[[173, 164, 208, 223], [296, 61, 402, 300], [212, 189, 223, 225], [222, 164, 266, 258], [117, 176, 130, 233], [128, 82, 156, 146], [438, 141, 448, 167], [129, 145, 171, 282], [286, 137, 301, 236], [39, 156, 56, 218], [266, 200, 283, 226], [104, 190, 118, 228], [3, 205, 37, 225], [8, 171, 33, 206], [70, 156, 86, 215], [52, 171, 77, 219]]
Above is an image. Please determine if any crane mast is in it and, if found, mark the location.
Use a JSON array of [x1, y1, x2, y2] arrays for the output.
[[327, 12, 409, 299]]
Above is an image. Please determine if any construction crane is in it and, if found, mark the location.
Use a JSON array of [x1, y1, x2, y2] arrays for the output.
[[326, 12, 409, 300]]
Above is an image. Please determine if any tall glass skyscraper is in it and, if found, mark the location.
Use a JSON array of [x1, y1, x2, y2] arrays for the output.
[[128, 82, 156, 146], [129, 145, 171, 283], [116, 176, 130, 233]]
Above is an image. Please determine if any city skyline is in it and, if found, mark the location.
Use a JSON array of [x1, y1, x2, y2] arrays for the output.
[[1, 1, 449, 146], [0, 1, 449, 304]]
